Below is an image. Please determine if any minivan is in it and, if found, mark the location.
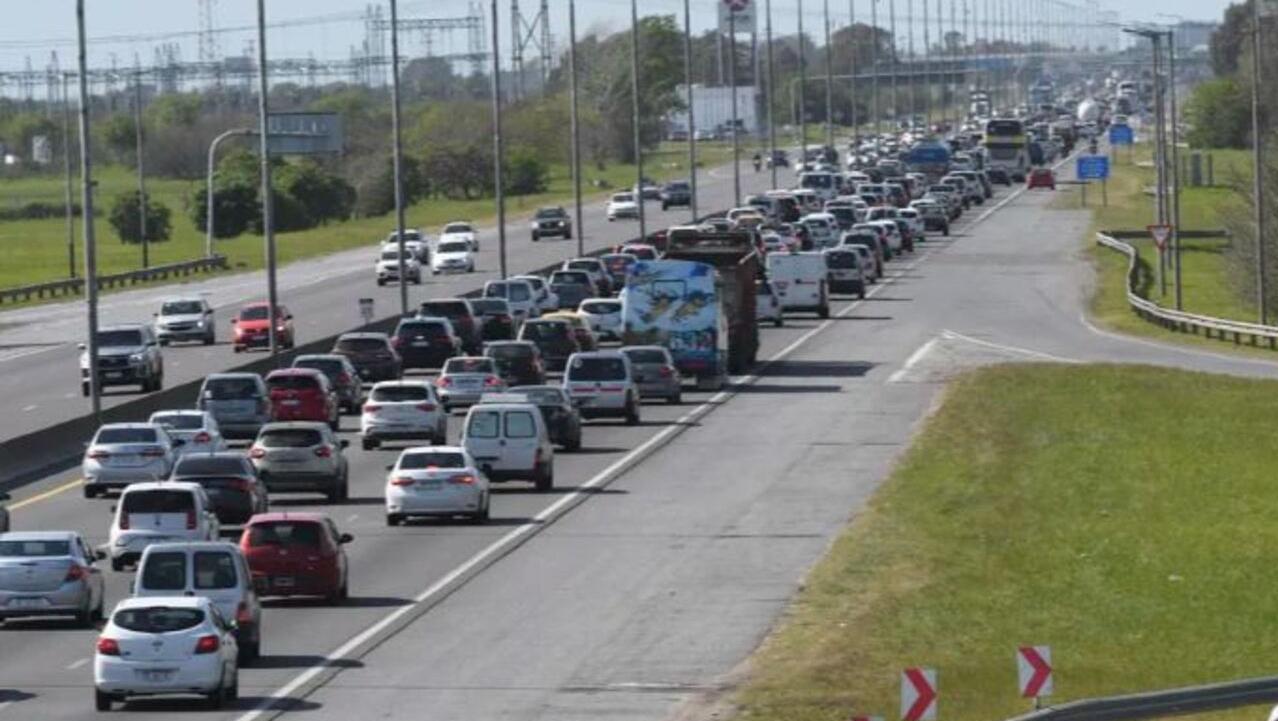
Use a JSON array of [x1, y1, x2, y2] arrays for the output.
[[461, 402, 556, 491], [108, 483, 220, 570], [197, 374, 271, 440]]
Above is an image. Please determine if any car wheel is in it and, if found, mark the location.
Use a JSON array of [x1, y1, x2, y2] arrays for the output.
[[669, 391, 682, 405], [386, 513, 403, 527], [625, 401, 640, 426], [535, 466, 554, 492], [95, 689, 115, 712], [74, 601, 94, 628], [531, 234, 539, 242], [240, 637, 260, 665], [565, 231, 572, 240], [81, 382, 90, 397], [93, 595, 105, 622], [226, 672, 239, 703], [818, 303, 830, 319], [943, 226, 950, 237], [774, 316, 784, 328], [233, 345, 243, 354], [362, 438, 377, 451], [204, 333, 215, 346], [84, 485, 98, 499], [110, 557, 125, 572], [206, 675, 227, 709], [377, 279, 386, 286]]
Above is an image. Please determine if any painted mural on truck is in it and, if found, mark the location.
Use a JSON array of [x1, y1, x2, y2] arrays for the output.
[[620, 259, 724, 373]]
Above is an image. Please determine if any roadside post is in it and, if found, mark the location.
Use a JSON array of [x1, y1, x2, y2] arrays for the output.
[[1017, 645, 1054, 710], [1149, 224, 1173, 297], [851, 716, 885, 721], [901, 668, 937, 721], [358, 297, 375, 326]]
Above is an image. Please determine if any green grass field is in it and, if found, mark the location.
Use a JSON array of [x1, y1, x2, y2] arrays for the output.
[[0, 142, 736, 296], [733, 364, 1278, 721]]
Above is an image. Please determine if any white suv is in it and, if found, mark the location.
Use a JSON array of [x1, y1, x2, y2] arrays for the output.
[[562, 351, 641, 425], [375, 248, 422, 286]]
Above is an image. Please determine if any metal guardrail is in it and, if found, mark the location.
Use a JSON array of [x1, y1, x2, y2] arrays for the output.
[[0, 255, 229, 306], [1097, 232, 1278, 349], [1005, 674, 1278, 721]]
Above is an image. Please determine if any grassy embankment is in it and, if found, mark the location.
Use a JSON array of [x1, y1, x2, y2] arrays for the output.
[[732, 363, 1278, 721], [0, 142, 735, 299]]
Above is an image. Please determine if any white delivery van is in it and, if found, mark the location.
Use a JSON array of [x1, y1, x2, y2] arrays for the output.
[[765, 251, 830, 318]]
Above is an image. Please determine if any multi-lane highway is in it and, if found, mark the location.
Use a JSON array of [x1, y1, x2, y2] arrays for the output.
[[5, 155, 1276, 721]]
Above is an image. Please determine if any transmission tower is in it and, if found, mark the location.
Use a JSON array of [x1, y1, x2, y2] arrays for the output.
[[198, 0, 220, 64], [510, 0, 552, 99]]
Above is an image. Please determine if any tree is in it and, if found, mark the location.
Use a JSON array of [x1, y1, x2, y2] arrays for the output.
[[189, 181, 259, 239], [1211, 1, 1254, 77], [506, 149, 549, 195], [275, 158, 356, 225], [1184, 77, 1251, 148], [98, 114, 137, 164], [108, 192, 171, 245], [146, 94, 202, 128]]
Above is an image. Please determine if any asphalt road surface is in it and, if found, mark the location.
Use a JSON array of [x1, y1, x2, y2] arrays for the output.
[[3, 160, 1278, 721]]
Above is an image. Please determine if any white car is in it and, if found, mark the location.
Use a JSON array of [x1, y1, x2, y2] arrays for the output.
[[82, 423, 181, 498], [483, 279, 539, 323], [898, 207, 926, 239], [375, 249, 422, 286], [431, 239, 476, 274], [755, 280, 784, 327], [799, 213, 839, 249], [562, 351, 641, 424], [382, 238, 429, 263], [107, 482, 221, 571], [153, 297, 215, 346], [440, 221, 479, 251], [147, 410, 225, 457], [360, 380, 448, 450], [461, 401, 556, 491], [577, 298, 623, 341], [513, 274, 558, 314], [606, 192, 640, 221], [94, 596, 239, 711], [385, 446, 490, 526], [766, 251, 831, 318]]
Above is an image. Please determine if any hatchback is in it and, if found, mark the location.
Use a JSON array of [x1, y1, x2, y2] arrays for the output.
[[148, 410, 225, 457], [577, 298, 623, 341], [231, 302, 293, 352], [620, 346, 683, 403], [240, 513, 351, 603], [562, 351, 641, 424], [517, 318, 580, 372], [542, 312, 598, 352], [823, 248, 867, 298], [332, 332, 402, 382], [0, 531, 105, 627], [392, 317, 460, 371], [437, 356, 505, 410], [94, 597, 239, 710], [468, 298, 517, 342], [265, 368, 339, 429], [249, 422, 350, 503], [108, 483, 221, 570], [197, 373, 272, 441], [169, 453, 269, 526], [385, 446, 490, 525], [360, 381, 447, 450], [83, 423, 181, 498], [484, 340, 546, 387], [292, 354, 363, 414], [548, 270, 595, 310]]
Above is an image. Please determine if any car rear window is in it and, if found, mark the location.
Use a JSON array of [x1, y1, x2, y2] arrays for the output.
[[486, 344, 534, 360], [204, 377, 261, 400], [259, 429, 323, 448], [566, 261, 598, 272], [521, 322, 570, 341], [567, 357, 627, 381], [174, 456, 247, 476], [123, 490, 195, 515], [294, 359, 344, 377], [114, 607, 205, 633], [370, 385, 431, 403], [826, 252, 859, 269], [551, 271, 590, 285], [399, 451, 466, 470], [444, 358, 495, 374], [151, 414, 204, 431], [469, 299, 508, 314], [96, 427, 158, 444], [623, 349, 667, 364], [194, 551, 239, 590], [467, 410, 501, 438], [336, 337, 389, 353], [140, 551, 187, 591], [506, 411, 537, 438], [96, 329, 143, 346], [247, 521, 325, 548], [0, 540, 71, 557], [268, 374, 321, 391], [420, 302, 468, 318], [397, 322, 448, 339]]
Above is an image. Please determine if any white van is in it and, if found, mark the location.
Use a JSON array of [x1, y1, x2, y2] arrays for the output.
[[799, 171, 838, 202], [108, 483, 220, 571], [461, 402, 556, 491], [133, 541, 263, 663], [562, 351, 641, 424], [766, 252, 830, 318], [799, 213, 839, 249], [483, 279, 538, 323]]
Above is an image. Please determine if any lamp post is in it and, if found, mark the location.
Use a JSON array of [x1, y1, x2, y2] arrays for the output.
[[491, 0, 507, 279], [76, 0, 101, 421], [570, 0, 586, 250], [389, 0, 410, 316], [767, 0, 778, 188], [205, 128, 253, 259], [255, 0, 280, 357], [1253, 0, 1271, 324], [1124, 25, 1173, 299], [631, 0, 646, 242]]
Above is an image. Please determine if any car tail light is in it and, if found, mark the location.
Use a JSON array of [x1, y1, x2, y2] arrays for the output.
[[186, 510, 197, 530], [415, 402, 437, 412], [314, 445, 332, 458], [118, 512, 130, 530], [141, 447, 165, 459], [533, 448, 543, 472], [483, 376, 502, 388], [249, 447, 266, 459], [236, 602, 252, 625], [363, 403, 382, 413], [65, 564, 87, 582], [498, 315, 512, 324], [229, 478, 251, 493], [449, 474, 477, 485], [96, 637, 121, 656], [193, 432, 211, 444], [390, 477, 415, 486], [193, 634, 220, 654], [659, 366, 673, 378], [88, 449, 110, 460], [337, 373, 352, 385], [437, 377, 453, 387], [392, 337, 404, 348]]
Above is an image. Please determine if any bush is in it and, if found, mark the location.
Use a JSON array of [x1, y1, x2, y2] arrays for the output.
[[505, 149, 549, 196], [189, 181, 259, 239], [108, 192, 171, 244], [0, 201, 85, 221]]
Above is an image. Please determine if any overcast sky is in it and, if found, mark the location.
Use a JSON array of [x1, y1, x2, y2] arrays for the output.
[[0, 0, 1233, 74]]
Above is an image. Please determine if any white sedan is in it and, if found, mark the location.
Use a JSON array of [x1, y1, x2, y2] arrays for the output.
[[385, 446, 490, 525], [606, 192, 640, 221], [431, 240, 476, 274], [94, 596, 239, 711], [440, 221, 479, 252]]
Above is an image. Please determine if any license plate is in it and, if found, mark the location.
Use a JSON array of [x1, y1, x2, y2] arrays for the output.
[[417, 480, 443, 490], [8, 597, 47, 609], [136, 669, 175, 682], [412, 341, 431, 347], [281, 399, 300, 406], [273, 576, 295, 588], [105, 372, 123, 379]]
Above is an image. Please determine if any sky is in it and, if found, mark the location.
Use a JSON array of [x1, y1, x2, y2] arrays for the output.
[[0, 0, 1233, 79]]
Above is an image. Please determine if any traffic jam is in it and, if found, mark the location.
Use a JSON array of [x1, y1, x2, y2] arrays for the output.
[[0, 120, 1059, 711]]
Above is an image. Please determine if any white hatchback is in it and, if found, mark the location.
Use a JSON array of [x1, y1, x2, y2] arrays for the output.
[[440, 221, 479, 251], [577, 298, 623, 341], [148, 410, 225, 457], [385, 446, 490, 526], [606, 192, 640, 221], [360, 380, 448, 450], [94, 596, 239, 711]]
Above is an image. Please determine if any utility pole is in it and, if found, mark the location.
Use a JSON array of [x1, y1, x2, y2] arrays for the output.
[[389, 0, 410, 317], [255, 0, 280, 357], [570, 0, 585, 251], [823, 0, 834, 148], [491, 0, 508, 278], [907, 0, 916, 125], [77, 0, 101, 421], [631, 0, 646, 242], [1252, 0, 1268, 324], [767, 0, 778, 188], [729, 7, 742, 208], [871, 0, 880, 136], [133, 70, 148, 269], [798, 0, 808, 149], [1169, 29, 1182, 311], [923, 0, 931, 128], [889, 0, 897, 131], [850, 0, 860, 141], [62, 72, 75, 280]]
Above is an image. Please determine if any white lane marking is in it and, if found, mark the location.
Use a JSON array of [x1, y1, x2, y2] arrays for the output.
[[20, 405, 36, 412], [346, 514, 359, 523], [0, 700, 11, 712], [1078, 312, 1278, 370], [888, 337, 940, 383], [0, 345, 62, 365], [65, 657, 90, 671], [940, 329, 1081, 364]]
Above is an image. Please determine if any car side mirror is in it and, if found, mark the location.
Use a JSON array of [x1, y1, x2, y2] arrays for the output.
[[385, 464, 395, 472], [109, 505, 117, 513], [0, 492, 8, 502], [230, 318, 238, 324], [152, 312, 159, 317], [338, 533, 353, 545]]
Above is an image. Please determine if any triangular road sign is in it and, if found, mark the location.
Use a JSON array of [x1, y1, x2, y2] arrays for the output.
[[1148, 224, 1173, 251]]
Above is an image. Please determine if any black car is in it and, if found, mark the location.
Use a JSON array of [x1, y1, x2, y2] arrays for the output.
[[510, 385, 582, 451], [418, 299, 482, 354], [516, 319, 580, 372], [548, 271, 595, 310], [531, 206, 573, 241], [660, 181, 692, 210], [484, 340, 546, 387], [169, 452, 268, 526], [292, 354, 363, 413], [393, 318, 460, 370], [469, 298, 516, 342], [332, 332, 402, 382]]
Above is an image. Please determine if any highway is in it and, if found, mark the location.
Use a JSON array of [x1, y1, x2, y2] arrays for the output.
[[5, 159, 1276, 721], [0, 163, 762, 444]]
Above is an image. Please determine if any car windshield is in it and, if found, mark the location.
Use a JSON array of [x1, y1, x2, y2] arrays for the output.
[[336, 337, 388, 353], [0, 540, 71, 557], [438, 241, 470, 253], [506, 411, 537, 438], [160, 301, 203, 315], [467, 410, 502, 438], [247, 522, 324, 548], [174, 456, 246, 476], [444, 358, 495, 374], [370, 385, 431, 403], [96, 329, 143, 346], [258, 429, 324, 448], [381, 251, 410, 261], [193, 551, 239, 590], [96, 427, 158, 444], [567, 356, 627, 381], [151, 414, 204, 431], [666, 182, 689, 191], [399, 451, 467, 470], [624, 349, 667, 364], [443, 223, 472, 234], [113, 607, 205, 633], [122, 490, 194, 514], [535, 208, 566, 219], [612, 193, 634, 203], [238, 306, 270, 321], [204, 377, 260, 400], [268, 374, 320, 391]]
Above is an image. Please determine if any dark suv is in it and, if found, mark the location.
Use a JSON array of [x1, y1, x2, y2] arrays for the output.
[[392, 317, 460, 370], [516, 319, 580, 372], [660, 181, 692, 210], [332, 332, 402, 382], [530, 206, 573, 242], [484, 341, 546, 387], [78, 324, 164, 396], [292, 354, 363, 414], [418, 299, 481, 354]]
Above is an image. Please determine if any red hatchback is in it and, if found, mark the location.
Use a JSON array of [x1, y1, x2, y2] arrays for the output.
[[233, 302, 295, 352], [265, 368, 339, 429], [239, 513, 352, 603]]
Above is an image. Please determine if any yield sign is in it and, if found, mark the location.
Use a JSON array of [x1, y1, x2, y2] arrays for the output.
[[1017, 646, 1054, 698], [1148, 224, 1173, 251], [901, 668, 937, 721]]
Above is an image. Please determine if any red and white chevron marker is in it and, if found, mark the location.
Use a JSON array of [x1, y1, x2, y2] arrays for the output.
[[901, 667, 937, 721], [1017, 646, 1054, 699]]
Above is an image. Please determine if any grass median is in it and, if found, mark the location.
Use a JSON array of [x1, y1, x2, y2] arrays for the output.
[[732, 363, 1278, 721]]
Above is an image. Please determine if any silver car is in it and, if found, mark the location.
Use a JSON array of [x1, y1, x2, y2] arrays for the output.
[[82, 423, 180, 499], [249, 422, 350, 503], [148, 410, 225, 456], [0, 531, 106, 627], [153, 297, 216, 346], [197, 373, 272, 441], [621, 346, 683, 404], [437, 357, 506, 410]]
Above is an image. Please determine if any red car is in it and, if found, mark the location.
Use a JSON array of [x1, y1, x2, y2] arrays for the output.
[[1027, 168, 1056, 190], [265, 368, 339, 429], [232, 302, 295, 352], [239, 512, 352, 604]]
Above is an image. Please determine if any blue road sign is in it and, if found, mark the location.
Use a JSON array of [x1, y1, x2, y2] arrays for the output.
[[1076, 155, 1111, 181], [1109, 124, 1134, 146]]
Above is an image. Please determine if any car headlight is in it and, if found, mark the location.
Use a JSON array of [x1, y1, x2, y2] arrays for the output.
[[195, 319, 205, 328], [129, 353, 145, 363]]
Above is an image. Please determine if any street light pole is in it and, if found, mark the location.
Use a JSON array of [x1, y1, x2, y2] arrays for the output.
[[850, 0, 860, 141], [255, 0, 280, 357], [871, 0, 880, 137], [570, 0, 586, 249], [1252, 0, 1268, 324], [133, 70, 148, 269], [206, 128, 252, 260], [823, 0, 835, 148], [490, 0, 508, 278], [767, 0, 778, 188], [62, 72, 76, 280], [729, 9, 742, 208], [1168, 29, 1183, 311], [389, 0, 410, 317], [76, 0, 101, 421], [798, 0, 808, 149], [631, 0, 646, 242]]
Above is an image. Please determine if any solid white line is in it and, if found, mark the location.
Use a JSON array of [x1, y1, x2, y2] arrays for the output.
[[65, 657, 90, 671], [0, 700, 12, 712], [0, 345, 62, 365], [888, 337, 941, 383], [940, 329, 1081, 364], [20, 405, 36, 413]]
